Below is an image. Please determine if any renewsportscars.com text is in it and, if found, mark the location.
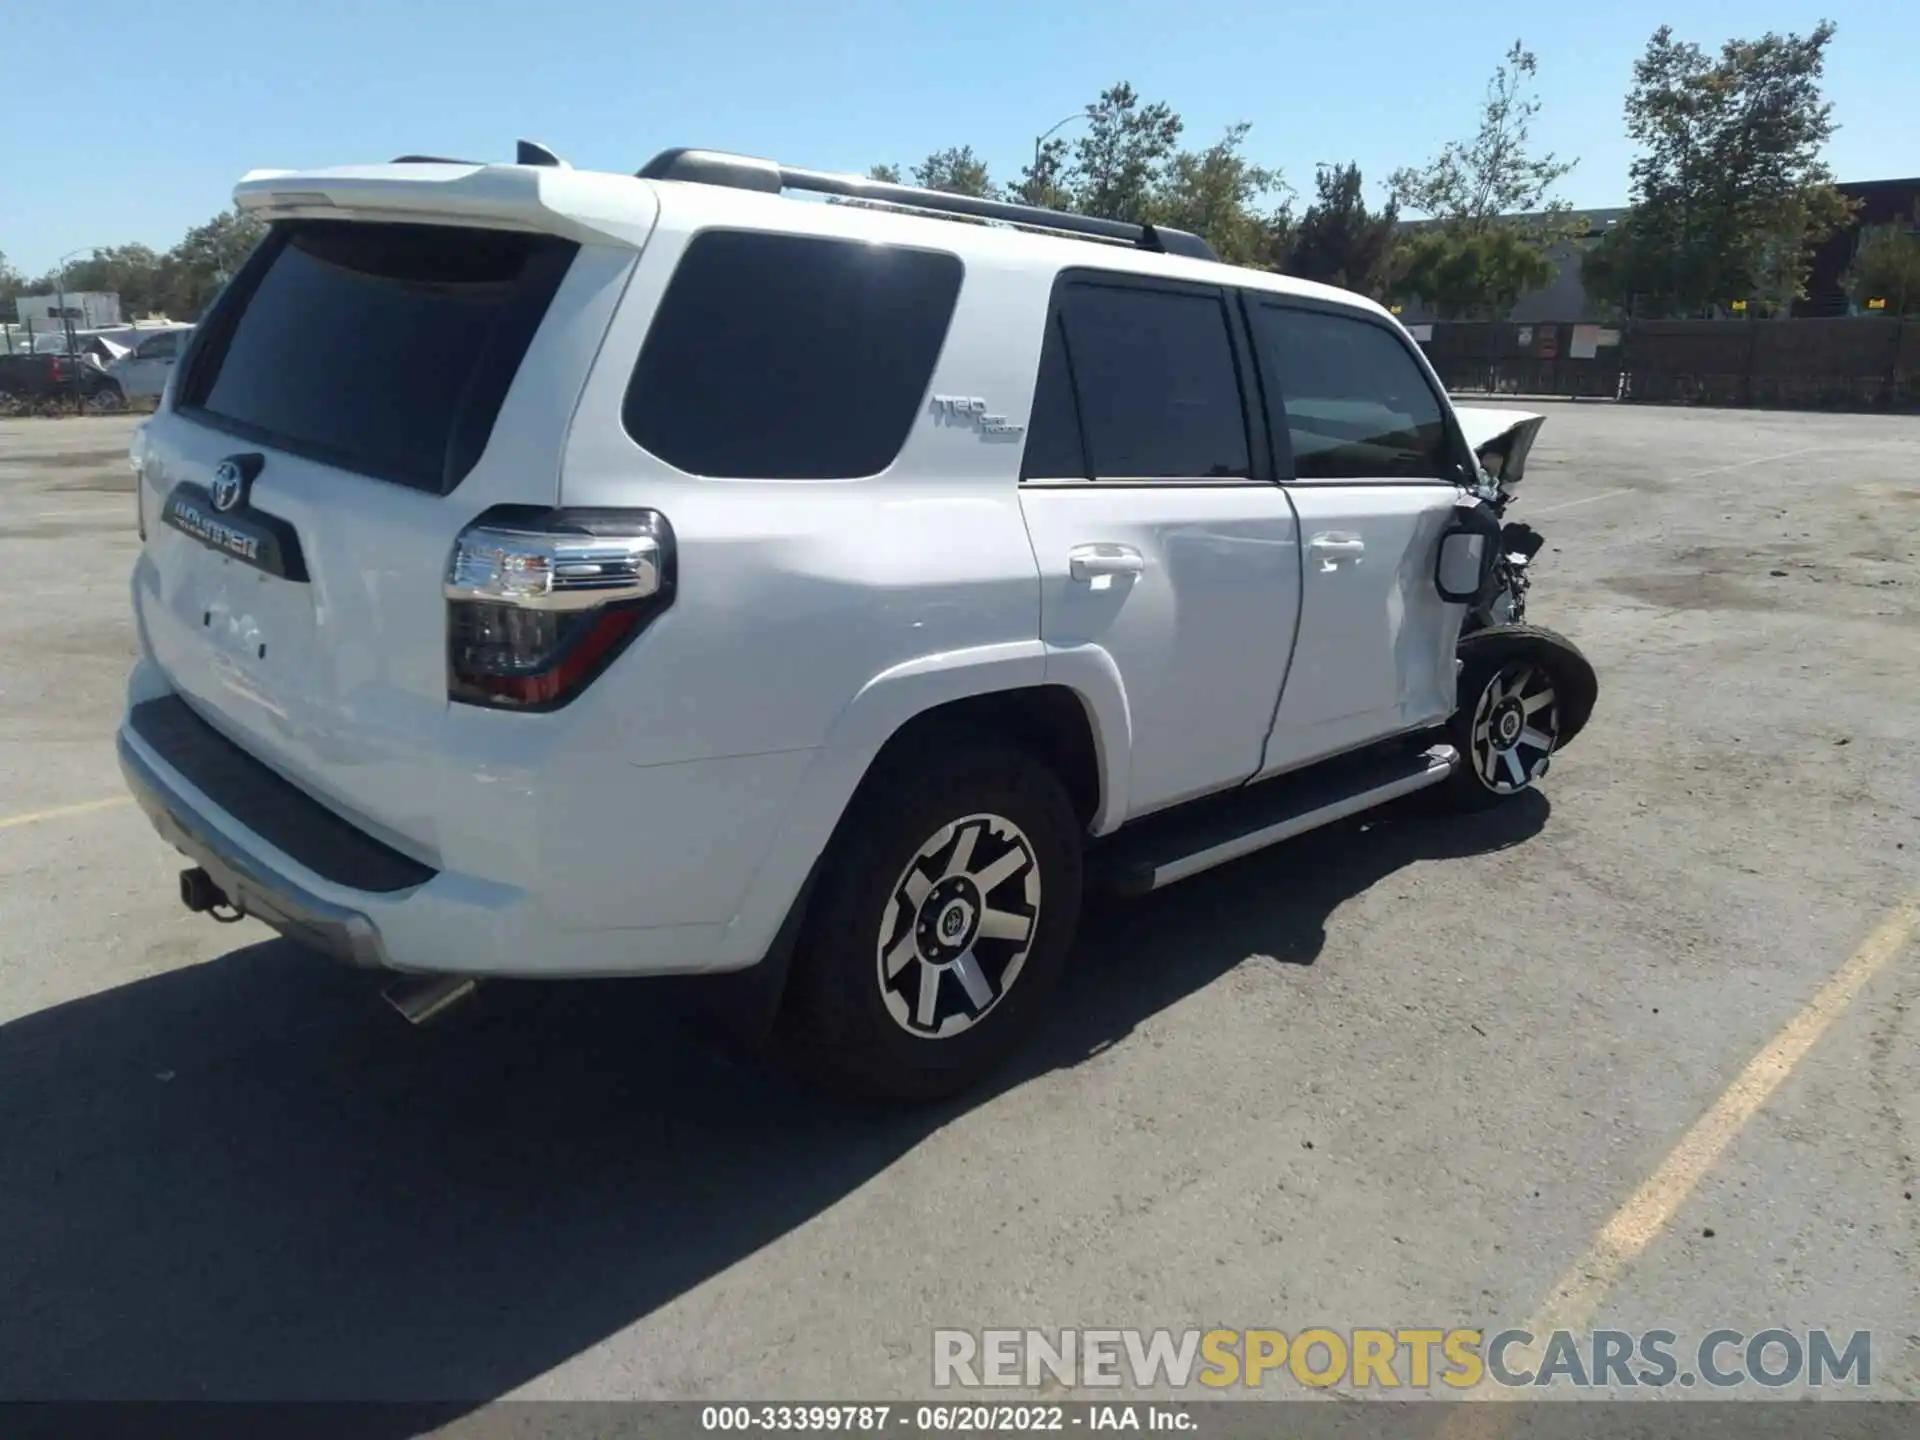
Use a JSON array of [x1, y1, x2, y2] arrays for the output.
[[932, 1327, 1872, 1391]]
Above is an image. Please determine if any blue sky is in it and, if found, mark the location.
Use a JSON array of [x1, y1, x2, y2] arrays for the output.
[[3, 0, 1914, 276]]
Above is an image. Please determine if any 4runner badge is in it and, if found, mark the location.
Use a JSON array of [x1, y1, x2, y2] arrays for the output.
[[931, 394, 1025, 440]]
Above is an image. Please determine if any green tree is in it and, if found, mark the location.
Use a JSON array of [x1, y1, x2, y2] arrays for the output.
[[56, 244, 170, 318], [1388, 41, 1576, 231], [1284, 162, 1400, 295], [1843, 205, 1920, 316], [1387, 41, 1574, 318], [1149, 122, 1287, 266], [0, 250, 22, 324], [163, 207, 268, 317], [1014, 135, 1071, 210], [1391, 225, 1555, 320], [1582, 21, 1854, 317], [910, 146, 999, 200], [1069, 82, 1184, 224]]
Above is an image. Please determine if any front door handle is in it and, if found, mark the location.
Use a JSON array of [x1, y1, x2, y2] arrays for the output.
[[1069, 543, 1146, 583], [1309, 533, 1366, 568]]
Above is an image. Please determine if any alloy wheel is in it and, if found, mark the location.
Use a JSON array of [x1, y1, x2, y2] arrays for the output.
[[1469, 663, 1560, 794], [876, 813, 1042, 1040]]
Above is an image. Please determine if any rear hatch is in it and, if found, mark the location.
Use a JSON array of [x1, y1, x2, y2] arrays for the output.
[[133, 168, 652, 861]]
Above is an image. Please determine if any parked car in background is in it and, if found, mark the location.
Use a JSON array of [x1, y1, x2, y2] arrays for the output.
[[0, 346, 127, 414], [108, 325, 196, 403]]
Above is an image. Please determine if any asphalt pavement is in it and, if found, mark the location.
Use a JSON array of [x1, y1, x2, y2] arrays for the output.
[[0, 405, 1915, 1411]]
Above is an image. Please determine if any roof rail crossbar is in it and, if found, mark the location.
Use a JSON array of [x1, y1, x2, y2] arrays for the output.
[[635, 147, 1220, 262]]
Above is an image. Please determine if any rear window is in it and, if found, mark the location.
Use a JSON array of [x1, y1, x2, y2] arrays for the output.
[[622, 230, 963, 480], [178, 221, 579, 494]]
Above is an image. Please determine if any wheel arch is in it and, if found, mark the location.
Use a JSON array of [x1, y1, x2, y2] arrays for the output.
[[704, 643, 1130, 979]]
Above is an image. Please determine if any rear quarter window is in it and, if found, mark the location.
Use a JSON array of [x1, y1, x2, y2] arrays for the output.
[[178, 221, 579, 494], [622, 231, 964, 480]]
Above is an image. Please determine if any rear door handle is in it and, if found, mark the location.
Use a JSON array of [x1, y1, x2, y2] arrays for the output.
[[1069, 543, 1146, 582]]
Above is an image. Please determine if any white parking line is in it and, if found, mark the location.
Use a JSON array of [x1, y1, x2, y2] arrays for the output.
[[1529, 445, 1835, 519], [1531, 487, 1632, 516], [0, 796, 130, 831], [1672, 444, 1829, 482]]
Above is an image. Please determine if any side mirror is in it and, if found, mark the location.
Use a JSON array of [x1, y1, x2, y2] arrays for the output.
[[1434, 501, 1502, 604]]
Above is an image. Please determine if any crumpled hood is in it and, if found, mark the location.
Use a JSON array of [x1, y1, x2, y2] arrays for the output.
[[1453, 406, 1546, 482]]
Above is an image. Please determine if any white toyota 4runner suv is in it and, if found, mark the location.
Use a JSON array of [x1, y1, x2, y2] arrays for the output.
[[119, 142, 1598, 1100]]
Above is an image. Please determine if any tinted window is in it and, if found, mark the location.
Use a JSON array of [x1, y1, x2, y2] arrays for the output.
[[136, 332, 180, 360], [1055, 282, 1248, 479], [180, 221, 577, 494], [1250, 303, 1451, 480], [623, 231, 963, 480], [1020, 314, 1087, 480]]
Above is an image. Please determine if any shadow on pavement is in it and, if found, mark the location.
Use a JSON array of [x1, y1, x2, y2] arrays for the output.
[[1, 791, 1546, 1410]]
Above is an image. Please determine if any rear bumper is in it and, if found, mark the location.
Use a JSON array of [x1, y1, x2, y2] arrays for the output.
[[119, 731, 393, 969], [116, 704, 738, 980]]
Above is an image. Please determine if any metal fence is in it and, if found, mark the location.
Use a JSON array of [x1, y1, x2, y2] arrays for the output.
[[1421, 317, 1920, 412]]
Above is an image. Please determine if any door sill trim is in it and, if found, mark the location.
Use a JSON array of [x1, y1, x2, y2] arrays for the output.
[[1091, 742, 1458, 897]]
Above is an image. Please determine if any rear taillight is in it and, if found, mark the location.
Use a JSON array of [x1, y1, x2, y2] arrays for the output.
[[444, 508, 673, 711], [49, 358, 65, 382]]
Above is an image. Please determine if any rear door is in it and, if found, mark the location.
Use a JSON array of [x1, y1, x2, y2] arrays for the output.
[[133, 216, 634, 855], [1017, 271, 1302, 819], [1246, 296, 1467, 780]]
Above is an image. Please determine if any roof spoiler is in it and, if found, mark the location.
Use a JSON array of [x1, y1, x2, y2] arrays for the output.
[[388, 140, 571, 168], [635, 146, 1219, 261]]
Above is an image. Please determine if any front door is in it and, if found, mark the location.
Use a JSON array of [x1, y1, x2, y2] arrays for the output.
[[1242, 296, 1468, 780], [1018, 273, 1302, 819]]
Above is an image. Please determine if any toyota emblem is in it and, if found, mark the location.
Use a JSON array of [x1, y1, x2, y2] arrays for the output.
[[210, 461, 245, 513]]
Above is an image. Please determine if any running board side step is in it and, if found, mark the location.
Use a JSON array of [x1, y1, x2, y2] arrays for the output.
[[1089, 743, 1458, 898]]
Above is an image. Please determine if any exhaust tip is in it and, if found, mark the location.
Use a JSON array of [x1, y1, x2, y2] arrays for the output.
[[383, 974, 480, 1027]]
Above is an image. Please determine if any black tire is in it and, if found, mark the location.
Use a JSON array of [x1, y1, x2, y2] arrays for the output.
[[775, 728, 1084, 1103], [1443, 635, 1573, 811]]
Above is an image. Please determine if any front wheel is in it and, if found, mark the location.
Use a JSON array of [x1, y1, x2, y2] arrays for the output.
[[775, 731, 1084, 1103], [1450, 653, 1561, 807], [1441, 624, 1598, 810]]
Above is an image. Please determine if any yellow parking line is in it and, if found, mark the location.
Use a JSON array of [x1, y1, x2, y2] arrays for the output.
[[0, 795, 131, 831], [1440, 889, 1920, 1431]]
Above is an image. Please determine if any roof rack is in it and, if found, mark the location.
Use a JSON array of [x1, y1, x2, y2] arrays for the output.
[[635, 147, 1220, 262]]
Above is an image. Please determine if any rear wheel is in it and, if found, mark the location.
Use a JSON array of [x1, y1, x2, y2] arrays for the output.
[[776, 731, 1083, 1102]]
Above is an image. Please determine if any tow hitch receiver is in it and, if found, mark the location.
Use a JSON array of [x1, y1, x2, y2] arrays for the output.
[[179, 866, 227, 913], [179, 866, 249, 924]]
